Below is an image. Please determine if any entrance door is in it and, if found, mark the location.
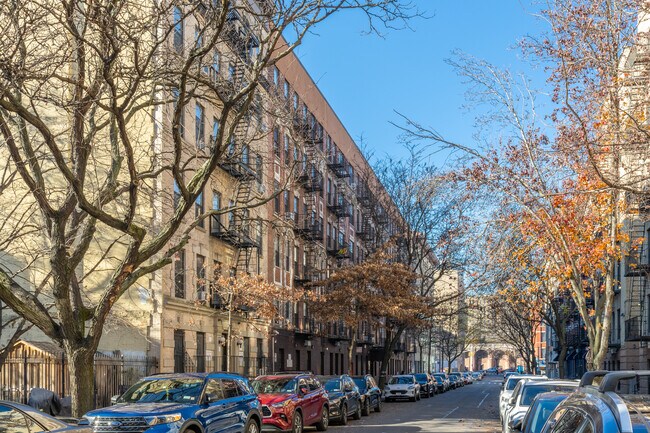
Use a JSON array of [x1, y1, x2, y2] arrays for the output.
[[197, 332, 206, 373], [174, 330, 185, 373]]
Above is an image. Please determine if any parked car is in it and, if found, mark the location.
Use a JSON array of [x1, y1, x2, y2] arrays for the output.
[[462, 372, 473, 385], [518, 392, 572, 433], [252, 372, 329, 433], [448, 372, 464, 387], [351, 375, 382, 415], [81, 372, 261, 433], [432, 373, 450, 392], [383, 375, 421, 402], [432, 375, 446, 394], [0, 401, 91, 432], [503, 380, 578, 433], [499, 375, 547, 421], [448, 375, 461, 389], [472, 372, 483, 381], [540, 370, 650, 433], [317, 375, 361, 425], [413, 373, 435, 397]]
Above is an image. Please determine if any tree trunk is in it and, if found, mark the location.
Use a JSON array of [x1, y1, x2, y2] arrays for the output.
[[348, 326, 357, 375], [66, 345, 95, 417], [378, 326, 404, 388]]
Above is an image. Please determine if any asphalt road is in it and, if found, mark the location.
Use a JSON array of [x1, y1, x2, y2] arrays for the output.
[[310, 376, 502, 433]]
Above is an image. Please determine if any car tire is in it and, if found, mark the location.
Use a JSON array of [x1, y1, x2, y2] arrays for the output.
[[315, 406, 329, 431], [375, 399, 382, 412], [340, 404, 348, 425], [292, 411, 303, 433], [353, 402, 362, 420], [244, 418, 260, 433], [362, 399, 371, 416]]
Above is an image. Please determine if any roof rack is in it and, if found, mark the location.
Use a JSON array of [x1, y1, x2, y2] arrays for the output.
[[579, 370, 609, 387], [599, 371, 650, 393]]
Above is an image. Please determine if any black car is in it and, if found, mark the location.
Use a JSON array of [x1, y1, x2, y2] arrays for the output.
[[432, 375, 446, 394], [318, 375, 362, 425], [351, 374, 382, 416], [413, 373, 435, 397], [0, 401, 91, 432]]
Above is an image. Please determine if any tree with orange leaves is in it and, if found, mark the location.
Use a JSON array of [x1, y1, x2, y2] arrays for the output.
[[309, 243, 421, 376]]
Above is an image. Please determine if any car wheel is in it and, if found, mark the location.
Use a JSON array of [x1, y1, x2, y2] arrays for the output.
[[244, 418, 260, 433], [353, 401, 362, 420], [292, 411, 303, 433], [315, 406, 329, 431], [362, 399, 371, 416], [375, 398, 382, 412], [340, 404, 348, 425]]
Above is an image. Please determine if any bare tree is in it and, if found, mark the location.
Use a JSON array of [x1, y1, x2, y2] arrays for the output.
[[0, 0, 417, 416]]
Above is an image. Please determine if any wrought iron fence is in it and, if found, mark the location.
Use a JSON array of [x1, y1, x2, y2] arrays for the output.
[[0, 352, 157, 409]]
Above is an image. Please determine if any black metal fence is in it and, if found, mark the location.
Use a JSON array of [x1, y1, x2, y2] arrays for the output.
[[0, 352, 157, 409]]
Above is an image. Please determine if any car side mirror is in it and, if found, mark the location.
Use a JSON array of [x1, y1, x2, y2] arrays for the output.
[[110, 395, 121, 405], [299, 385, 309, 396], [509, 418, 522, 431]]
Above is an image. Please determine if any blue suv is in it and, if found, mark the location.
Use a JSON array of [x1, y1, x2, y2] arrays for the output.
[[80, 372, 261, 433]]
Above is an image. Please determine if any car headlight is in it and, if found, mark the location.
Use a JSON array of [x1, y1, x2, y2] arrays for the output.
[[271, 400, 291, 409], [79, 417, 94, 426], [144, 414, 182, 425], [408, 386, 414, 390], [384, 386, 390, 391]]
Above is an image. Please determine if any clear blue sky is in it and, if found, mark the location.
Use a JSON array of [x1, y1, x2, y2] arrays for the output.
[[293, 1, 549, 166]]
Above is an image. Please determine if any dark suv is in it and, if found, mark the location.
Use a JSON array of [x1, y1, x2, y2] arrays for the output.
[[317, 375, 361, 425], [251, 372, 329, 433], [541, 370, 650, 433], [80, 372, 261, 433], [414, 373, 435, 397], [351, 374, 382, 415]]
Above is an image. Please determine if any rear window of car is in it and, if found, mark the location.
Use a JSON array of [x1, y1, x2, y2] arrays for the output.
[[414, 374, 428, 381], [521, 385, 576, 406], [506, 377, 523, 391]]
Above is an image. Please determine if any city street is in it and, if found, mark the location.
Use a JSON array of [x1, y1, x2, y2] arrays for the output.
[[317, 378, 501, 433]]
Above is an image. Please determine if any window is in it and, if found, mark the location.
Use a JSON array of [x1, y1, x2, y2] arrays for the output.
[[283, 80, 290, 99], [274, 182, 280, 214], [285, 239, 291, 270], [228, 63, 236, 81], [171, 88, 185, 138], [212, 191, 221, 229], [274, 235, 281, 267], [284, 134, 290, 162], [273, 127, 280, 157], [273, 66, 280, 86], [204, 379, 225, 402], [173, 7, 184, 52], [211, 118, 219, 144], [194, 25, 203, 48], [195, 190, 204, 227], [174, 250, 185, 298], [196, 254, 206, 293], [256, 221, 263, 255], [210, 51, 220, 81], [0, 404, 35, 433], [284, 191, 290, 215], [222, 379, 241, 399], [293, 197, 299, 217], [173, 179, 181, 209], [550, 409, 586, 433], [195, 104, 205, 149], [293, 92, 299, 111]]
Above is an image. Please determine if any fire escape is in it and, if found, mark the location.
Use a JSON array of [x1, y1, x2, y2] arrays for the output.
[[326, 149, 352, 259], [624, 216, 650, 341], [210, 122, 261, 281]]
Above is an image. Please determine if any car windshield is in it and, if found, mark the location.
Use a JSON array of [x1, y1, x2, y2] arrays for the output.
[[119, 378, 204, 404], [251, 378, 297, 394], [434, 377, 443, 384], [521, 385, 575, 406], [352, 378, 366, 390], [388, 376, 412, 385], [324, 380, 342, 392], [528, 399, 564, 433], [414, 374, 428, 382], [506, 377, 524, 391]]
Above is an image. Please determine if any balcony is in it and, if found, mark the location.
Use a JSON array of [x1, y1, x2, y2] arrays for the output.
[[625, 316, 650, 341], [356, 222, 375, 242], [223, 10, 259, 62], [292, 116, 323, 145], [326, 237, 351, 259], [297, 165, 324, 192], [218, 150, 259, 180], [327, 154, 350, 178], [326, 194, 352, 218], [393, 342, 406, 353], [357, 334, 375, 345], [210, 215, 258, 248], [293, 216, 323, 241], [356, 182, 373, 207], [294, 314, 315, 335], [328, 323, 351, 341]]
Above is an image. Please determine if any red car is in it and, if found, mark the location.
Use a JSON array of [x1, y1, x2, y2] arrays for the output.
[[251, 373, 329, 433]]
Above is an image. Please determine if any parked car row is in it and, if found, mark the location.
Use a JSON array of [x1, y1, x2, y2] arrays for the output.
[[501, 370, 650, 433]]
